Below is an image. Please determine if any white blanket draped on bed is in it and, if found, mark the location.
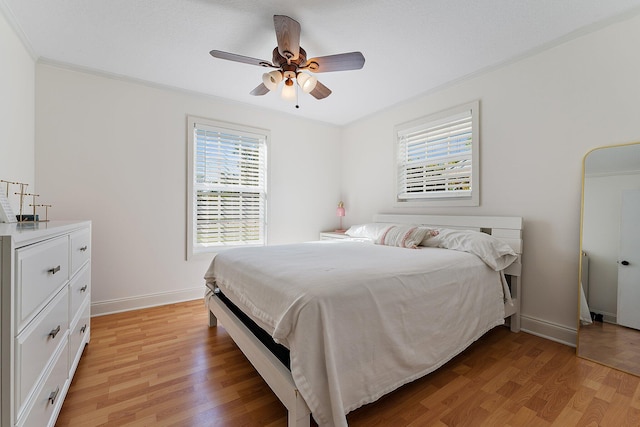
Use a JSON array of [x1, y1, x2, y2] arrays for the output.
[[205, 241, 506, 427]]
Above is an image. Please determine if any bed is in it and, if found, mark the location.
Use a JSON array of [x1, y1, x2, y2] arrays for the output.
[[204, 214, 523, 427]]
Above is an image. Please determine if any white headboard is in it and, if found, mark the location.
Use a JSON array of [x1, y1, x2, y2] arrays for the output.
[[372, 213, 523, 255]]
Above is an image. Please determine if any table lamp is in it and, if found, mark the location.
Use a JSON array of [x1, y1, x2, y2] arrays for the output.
[[336, 201, 346, 232]]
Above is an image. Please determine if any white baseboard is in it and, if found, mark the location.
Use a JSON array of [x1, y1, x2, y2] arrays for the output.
[[91, 287, 204, 316], [520, 314, 577, 348]]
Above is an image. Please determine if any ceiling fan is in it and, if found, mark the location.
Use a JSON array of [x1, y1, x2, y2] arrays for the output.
[[210, 15, 365, 103]]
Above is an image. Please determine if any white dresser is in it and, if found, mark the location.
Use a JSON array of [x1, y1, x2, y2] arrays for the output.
[[1, 221, 91, 427]]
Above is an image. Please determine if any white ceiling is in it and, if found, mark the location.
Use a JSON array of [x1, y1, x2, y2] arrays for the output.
[[3, 0, 640, 126]]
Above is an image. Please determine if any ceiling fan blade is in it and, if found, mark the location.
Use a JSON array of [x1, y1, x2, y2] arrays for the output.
[[273, 15, 301, 61], [304, 52, 365, 73], [250, 83, 270, 96], [210, 50, 274, 68], [309, 80, 332, 99]]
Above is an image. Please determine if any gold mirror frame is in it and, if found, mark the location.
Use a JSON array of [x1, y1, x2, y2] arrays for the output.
[[577, 141, 640, 376]]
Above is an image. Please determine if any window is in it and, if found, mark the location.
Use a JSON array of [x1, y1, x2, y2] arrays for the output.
[[187, 117, 268, 257], [395, 100, 479, 206]]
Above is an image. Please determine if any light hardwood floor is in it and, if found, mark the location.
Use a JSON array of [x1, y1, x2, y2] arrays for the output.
[[578, 321, 640, 377], [56, 300, 640, 426]]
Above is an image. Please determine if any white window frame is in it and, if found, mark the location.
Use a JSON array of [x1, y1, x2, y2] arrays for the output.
[[187, 116, 269, 259], [394, 100, 479, 207]]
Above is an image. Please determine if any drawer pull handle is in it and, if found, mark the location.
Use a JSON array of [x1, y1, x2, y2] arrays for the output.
[[80, 285, 88, 292], [79, 245, 88, 252], [80, 324, 87, 333], [48, 386, 60, 405], [49, 325, 61, 339], [48, 265, 61, 275]]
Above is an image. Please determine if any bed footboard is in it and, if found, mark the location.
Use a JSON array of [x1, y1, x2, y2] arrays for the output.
[[205, 288, 311, 427]]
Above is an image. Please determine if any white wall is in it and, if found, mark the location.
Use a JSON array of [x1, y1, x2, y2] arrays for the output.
[[35, 64, 342, 314], [14, 6, 640, 342], [0, 9, 34, 208], [341, 13, 640, 345]]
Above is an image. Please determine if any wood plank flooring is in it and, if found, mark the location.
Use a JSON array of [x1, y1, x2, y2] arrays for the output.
[[56, 299, 640, 427], [578, 321, 640, 377]]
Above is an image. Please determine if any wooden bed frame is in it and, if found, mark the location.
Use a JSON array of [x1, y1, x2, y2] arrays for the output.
[[205, 214, 523, 427]]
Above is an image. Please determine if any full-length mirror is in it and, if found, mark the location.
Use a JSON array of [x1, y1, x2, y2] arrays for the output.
[[578, 142, 640, 376]]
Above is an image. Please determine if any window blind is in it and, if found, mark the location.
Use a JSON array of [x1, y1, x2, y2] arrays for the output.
[[397, 110, 473, 200], [193, 123, 267, 248]]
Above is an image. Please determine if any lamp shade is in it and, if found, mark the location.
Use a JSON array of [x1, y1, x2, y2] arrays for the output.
[[262, 70, 283, 91], [296, 72, 318, 93], [281, 79, 296, 101]]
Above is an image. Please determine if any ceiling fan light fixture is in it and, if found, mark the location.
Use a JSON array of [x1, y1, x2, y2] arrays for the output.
[[210, 15, 365, 102], [262, 70, 283, 91], [296, 72, 318, 93], [281, 78, 296, 101]]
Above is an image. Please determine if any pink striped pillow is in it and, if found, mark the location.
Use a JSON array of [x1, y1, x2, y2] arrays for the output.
[[376, 225, 430, 249]]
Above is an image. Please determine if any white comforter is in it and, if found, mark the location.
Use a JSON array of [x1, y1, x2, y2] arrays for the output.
[[205, 241, 506, 427]]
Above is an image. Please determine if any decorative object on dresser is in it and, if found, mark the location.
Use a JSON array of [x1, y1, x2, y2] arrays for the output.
[[1, 221, 91, 427], [0, 179, 53, 223]]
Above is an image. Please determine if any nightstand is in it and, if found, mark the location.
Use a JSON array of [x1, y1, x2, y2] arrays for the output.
[[319, 231, 349, 240]]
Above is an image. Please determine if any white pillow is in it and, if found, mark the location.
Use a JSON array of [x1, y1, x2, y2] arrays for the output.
[[345, 223, 394, 241], [420, 229, 443, 247], [376, 225, 430, 249], [421, 228, 518, 271]]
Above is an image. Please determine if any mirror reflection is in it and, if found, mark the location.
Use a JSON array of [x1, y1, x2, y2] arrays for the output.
[[578, 142, 640, 376]]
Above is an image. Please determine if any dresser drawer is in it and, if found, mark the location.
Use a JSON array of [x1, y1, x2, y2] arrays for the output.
[[70, 228, 91, 277], [16, 236, 69, 329], [69, 263, 90, 322], [15, 287, 69, 415], [17, 341, 69, 427], [69, 299, 90, 374]]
